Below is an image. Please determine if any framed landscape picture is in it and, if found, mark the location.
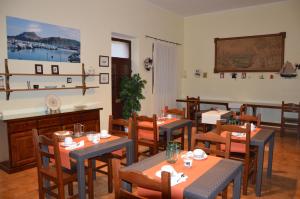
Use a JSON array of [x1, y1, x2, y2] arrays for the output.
[[99, 73, 109, 84], [214, 32, 286, 72], [6, 16, 80, 63], [99, 55, 109, 67]]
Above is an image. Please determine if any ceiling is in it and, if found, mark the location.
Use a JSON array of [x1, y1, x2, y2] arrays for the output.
[[146, 0, 287, 17]]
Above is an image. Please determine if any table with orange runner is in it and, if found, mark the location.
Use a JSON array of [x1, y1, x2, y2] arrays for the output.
[[138, 118, 193, 149], [54, 135, 121, 169], [220, 127, 275, 197], [123, 152, 243, 199], [64, 135, 134, 199]]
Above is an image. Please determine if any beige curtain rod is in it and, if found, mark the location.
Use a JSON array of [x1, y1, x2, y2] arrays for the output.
[[145, 35, 182, 45]]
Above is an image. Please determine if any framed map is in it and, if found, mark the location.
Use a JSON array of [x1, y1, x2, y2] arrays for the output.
[[214, 32, 286, 72]]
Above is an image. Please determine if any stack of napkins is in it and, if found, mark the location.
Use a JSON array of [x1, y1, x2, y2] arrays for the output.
[[155, 166, 188, 186], [65, 140, 85, 150]]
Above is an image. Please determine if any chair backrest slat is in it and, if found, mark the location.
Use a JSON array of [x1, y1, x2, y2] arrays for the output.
[[164, 106, 185, 118], [112, 158, 171, 199]]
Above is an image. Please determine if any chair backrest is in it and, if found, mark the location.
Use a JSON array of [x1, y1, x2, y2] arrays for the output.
[[112, 158, 171, 199], [133, 113, 158, 141], [186, 96, 200, 120], [109, 115, 133, 139], [216, 120, 251, 156], [239, 113, 261, 127], [191, 129, 231, 158], [164, 106, 185, 119], [32, 129, 64, 182], [281, 101, 300, 118], [240, 104, 247, 115]]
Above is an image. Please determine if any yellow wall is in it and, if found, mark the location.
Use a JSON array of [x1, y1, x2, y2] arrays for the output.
[[0, 0, 183, 128], [183, 0, 300, 122]]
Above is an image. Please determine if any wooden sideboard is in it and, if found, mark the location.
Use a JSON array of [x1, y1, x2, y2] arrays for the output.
[[0, 108, 102, 173]]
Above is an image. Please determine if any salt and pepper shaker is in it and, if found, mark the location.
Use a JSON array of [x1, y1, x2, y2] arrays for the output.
[[26, 81, 31, 89]]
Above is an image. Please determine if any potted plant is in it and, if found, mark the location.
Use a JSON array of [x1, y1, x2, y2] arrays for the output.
[[120, 73, 147, 119]]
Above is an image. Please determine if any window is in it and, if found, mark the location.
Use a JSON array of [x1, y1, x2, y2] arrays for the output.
[[111, 40, 130, 58]]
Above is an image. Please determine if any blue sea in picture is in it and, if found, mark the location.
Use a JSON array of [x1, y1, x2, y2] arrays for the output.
[[6, 16, 80, 63]]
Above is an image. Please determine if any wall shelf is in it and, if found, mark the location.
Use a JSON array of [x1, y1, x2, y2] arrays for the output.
[[1, 59, 99, 100]]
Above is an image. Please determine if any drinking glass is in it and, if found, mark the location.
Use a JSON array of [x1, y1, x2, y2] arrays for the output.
[[74, 123, 84, 137], [166, 141, 181, 164]]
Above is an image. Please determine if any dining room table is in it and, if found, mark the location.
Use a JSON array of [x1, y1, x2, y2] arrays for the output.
[[158, 118, 193, 150], [122, 151, 243, 199], [60, 134, 135, 199]]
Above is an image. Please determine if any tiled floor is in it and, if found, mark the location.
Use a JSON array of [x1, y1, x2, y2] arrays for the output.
[[0, 129, 299, 199]]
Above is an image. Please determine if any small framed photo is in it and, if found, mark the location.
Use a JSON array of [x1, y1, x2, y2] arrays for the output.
[[51, 65, 59, 74], [67, 77, 72, 83], [99, 73, 109, 84], [35, 64, 43, 74], [220, 72, 224, 79], [242, 72, 247, 79], [99, 55, 109, 67]]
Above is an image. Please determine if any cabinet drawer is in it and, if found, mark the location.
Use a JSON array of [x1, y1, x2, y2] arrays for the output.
[[8, 120, 37, 133], [38, 117, 61, 128], [61, 113, 82, 124], [81, 110, 99, 121]]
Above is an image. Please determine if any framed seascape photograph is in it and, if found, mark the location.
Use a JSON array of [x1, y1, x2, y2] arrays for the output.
[[35, 64, 43, 74], [99, 73, 109, 84], [67, 77, 72, 83], [6, 16, 80, 63], [214, 32, 286, 72], [99, 55, 109, 67], [51, 65, 59, 74]]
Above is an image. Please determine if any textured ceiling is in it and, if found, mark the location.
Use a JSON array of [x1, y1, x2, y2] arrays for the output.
[[146, 0, 287, 16]]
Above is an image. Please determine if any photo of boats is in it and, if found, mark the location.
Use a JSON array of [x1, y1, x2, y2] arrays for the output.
[[6, 16, 80, 63]]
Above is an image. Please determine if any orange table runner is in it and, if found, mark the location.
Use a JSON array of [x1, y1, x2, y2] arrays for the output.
[[137, 152, 221, 199], [221, 128, 261, 153], [138, 118, 179, 141], [50, 135, 121, 169]]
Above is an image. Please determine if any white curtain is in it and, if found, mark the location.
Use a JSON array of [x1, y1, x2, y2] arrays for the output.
[[153, 41, 178, 115]]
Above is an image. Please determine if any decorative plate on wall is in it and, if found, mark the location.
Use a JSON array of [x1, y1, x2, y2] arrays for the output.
[[45, 94, 61, 112]]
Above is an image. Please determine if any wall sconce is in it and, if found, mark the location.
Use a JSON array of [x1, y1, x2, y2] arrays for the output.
[[144, 57, 153, 71]]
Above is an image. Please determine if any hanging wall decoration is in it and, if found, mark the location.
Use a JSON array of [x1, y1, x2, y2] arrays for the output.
[[214, 32, 285, 72], [6, 16, 80, 63]]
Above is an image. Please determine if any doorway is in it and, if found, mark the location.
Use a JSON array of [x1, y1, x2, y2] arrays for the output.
[[111, 38, 132, 118]]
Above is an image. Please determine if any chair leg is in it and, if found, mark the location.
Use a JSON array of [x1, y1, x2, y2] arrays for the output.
[[68, 182, 73, 196], [38, 173, 45, 199], [243, 163, 249, 195], [57, 181, 65, 199], [107, 159, 113, 193]]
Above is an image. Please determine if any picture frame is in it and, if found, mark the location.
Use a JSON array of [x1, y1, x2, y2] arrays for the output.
[[214, 32, 286, 72], [35, 64, 43, 74], [99, 55, 109, 67], [67, 77, 72, 83], [51, 65, 59, 74], [99, 73, 109, 84]]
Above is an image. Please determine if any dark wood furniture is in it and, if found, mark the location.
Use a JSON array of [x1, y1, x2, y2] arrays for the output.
[[280, 101, 300, 137], [239, 113, 261, 127], [0, 108, 101, 173], [0, 59, 99, 100], [191, 130, 232, 199], [95, 115, 134, 193], [32, 130, 93, 199], [163, 106, 185, 149], [112, 158, 171, 199], [133, 113, 159, 160], [216, 121, 257, 195]]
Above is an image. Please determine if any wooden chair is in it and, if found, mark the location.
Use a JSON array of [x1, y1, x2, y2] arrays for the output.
[[32, 129, 93, 199], [162, 106, 185, 149], [281, 101, 300, 137], [240, 104, 248, 115], [239, 113, 261, 127], [133, 113, 159, 161], [186, 96, 200, 120], [95, 115, 134, 193], [191, 129, 231, 199], [112, 158, 171, 199], [216, 121, 257, 195]]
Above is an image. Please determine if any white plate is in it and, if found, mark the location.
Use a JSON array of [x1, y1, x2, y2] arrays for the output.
[[45, 94, 61, 111], [100, 134, 111, 138], [232, 132, 246, 137], [60, 142, 77, 147], [193, 154, 208, 160]]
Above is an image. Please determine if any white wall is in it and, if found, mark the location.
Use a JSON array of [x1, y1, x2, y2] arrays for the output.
[[182, 0, 300, 123], [0, 0, 183, 128]]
